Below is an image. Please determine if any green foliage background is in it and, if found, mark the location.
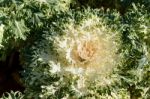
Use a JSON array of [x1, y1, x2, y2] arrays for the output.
[[0, 0, 150, 99]]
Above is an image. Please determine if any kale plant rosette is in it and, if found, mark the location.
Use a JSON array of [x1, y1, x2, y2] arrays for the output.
[[115, 4, 150, 98], [0, 0, 75, 60], [22, 9, 123, 98]]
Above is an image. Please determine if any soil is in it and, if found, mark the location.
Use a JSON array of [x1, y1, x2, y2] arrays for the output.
[[0, 51, 24, 97]]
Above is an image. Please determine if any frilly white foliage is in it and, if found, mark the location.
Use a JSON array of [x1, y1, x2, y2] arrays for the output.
[[0, 24, 4, 47], [53, 16, 119, 77], [23, 9, 122, 98], [43, 12, 121, 97]]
